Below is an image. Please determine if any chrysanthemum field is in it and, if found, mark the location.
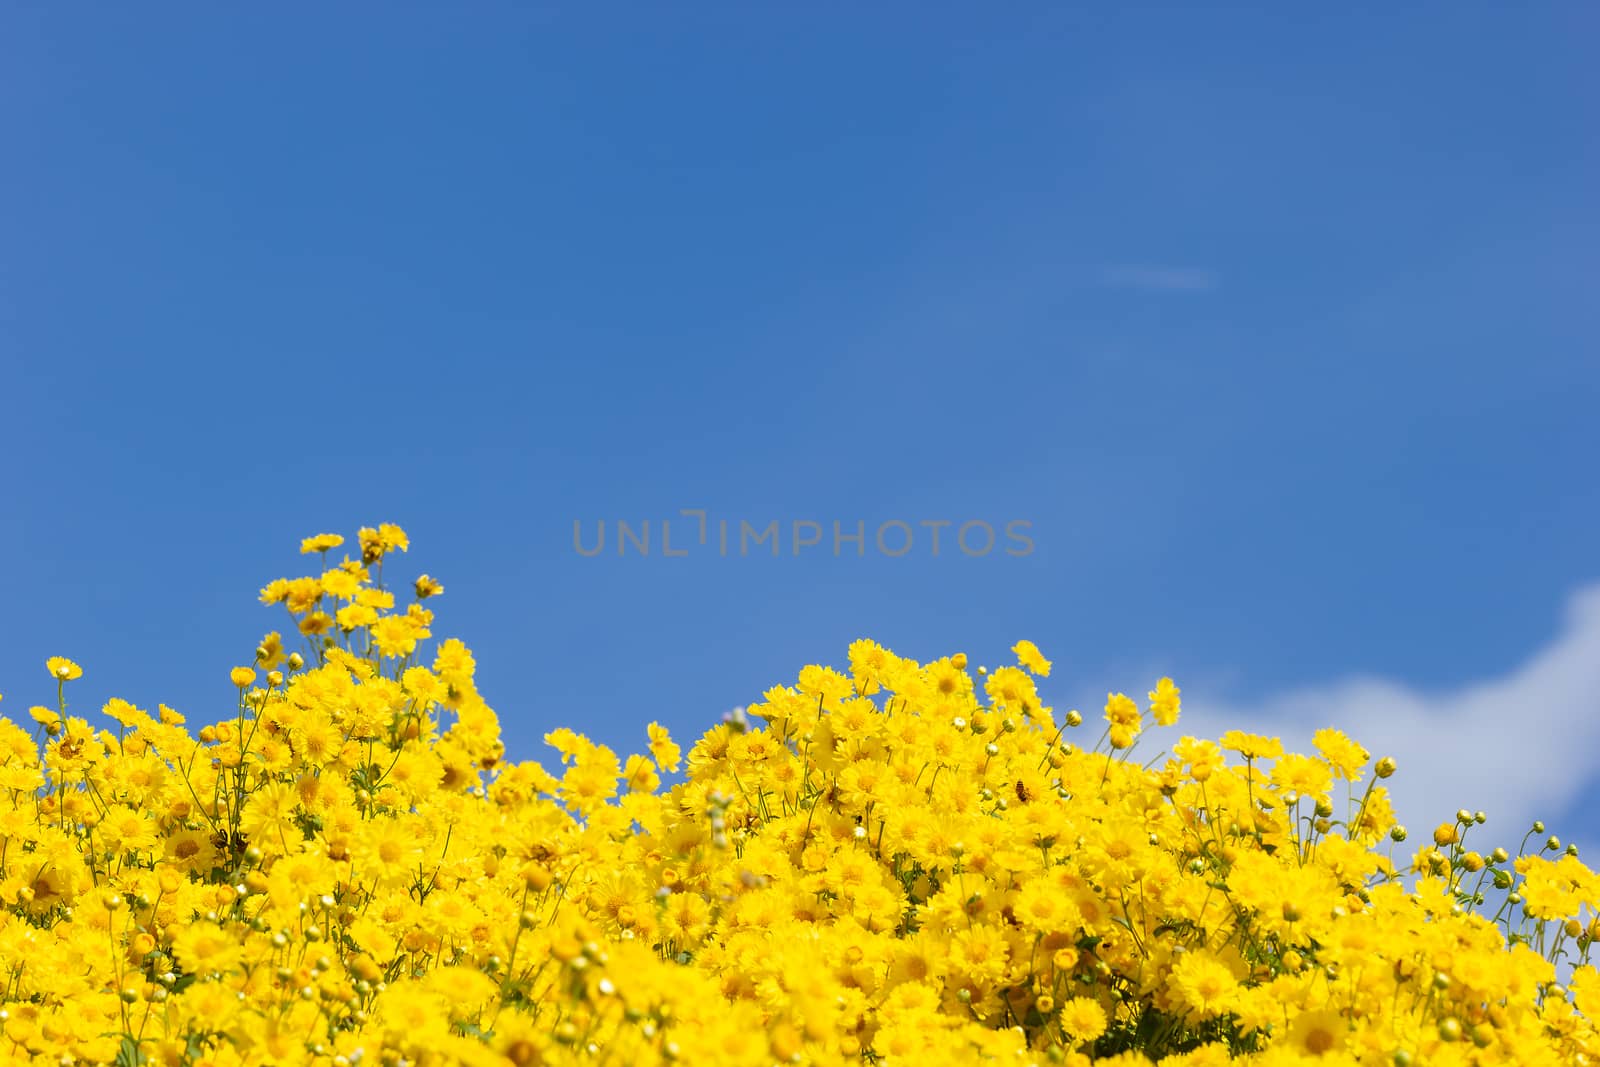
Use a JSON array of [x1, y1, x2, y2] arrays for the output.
[[2, 527, 1595, 1067]]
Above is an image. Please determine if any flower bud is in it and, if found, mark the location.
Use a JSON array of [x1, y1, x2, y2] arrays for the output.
[[1375, 757, 1396, 778]]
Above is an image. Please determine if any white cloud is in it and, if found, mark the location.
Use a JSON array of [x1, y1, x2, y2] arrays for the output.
[[1180, 583, 1600, 850], [1100, 265, 1218, 291]]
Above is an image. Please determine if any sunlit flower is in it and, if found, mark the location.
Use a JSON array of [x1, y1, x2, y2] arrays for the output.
[[46, 656, 82, 681]]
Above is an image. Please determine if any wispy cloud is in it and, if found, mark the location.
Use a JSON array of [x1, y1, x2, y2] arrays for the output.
[[1180, 583, 1600, 847], [1100, 265, 1218, 292]]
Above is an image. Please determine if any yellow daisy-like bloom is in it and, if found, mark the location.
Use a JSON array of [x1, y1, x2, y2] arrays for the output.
[[370, 614, 421, 658], [647, 721, 681, 772], [298, 610, 333, 636], [1148, 676, 1180, 726], [46, 656, 82, 681], [622, 753, 659, 793], [229, 666, 257, 688], [1170, 949, 1237, 1018], [1105, 691, 1141, 729], [1058, 997, 1108, 1043], [1286, 1007, 1348, 1056], [1219, 729, 1283, 760], [255, 630, 285, 669], [299, 533, 345, 554], [1313, 726, 1370, 781], [1012, 639, 1052, 677], [320, 567, 363, 600]]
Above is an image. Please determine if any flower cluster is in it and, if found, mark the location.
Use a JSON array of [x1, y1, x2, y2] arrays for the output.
[[0, 527, 1596, 1066]]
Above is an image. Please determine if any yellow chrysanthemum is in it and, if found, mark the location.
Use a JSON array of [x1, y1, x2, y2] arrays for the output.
[[46, 656, 82, 681]]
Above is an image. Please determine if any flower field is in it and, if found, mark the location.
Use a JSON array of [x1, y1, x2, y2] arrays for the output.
[[1, 527, 1596, 1066]]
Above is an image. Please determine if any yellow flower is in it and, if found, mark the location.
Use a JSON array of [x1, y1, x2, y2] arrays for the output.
[[1058, 997, 1108, 1043], [320, 567, 363, 600], [370, 614, 421, 658], [46, 656, 82, 681], [622, 754, 659, 793], [1219, 729, 1282, 760], [1286, 1008, 1348, 1056], [298, 610, 333, 636], [354, 816, 424, 888], [1105, 692, 1141, 730], [1270, 752, 1333, 804], [358, 523, 410, 563], [299, 533, 345, 554], [97, 807, 160, 856], [171, 923, 241, 976], [1148, 676, 1180, 726], [229, 666, 257, 688], [1171, 949, 1237, 1017], [255, 631, 284, 669], [647, 721, 681, 772], [1012, 639, 1052, 677], [1174, 736, 1224, 781], [336, 602, 379, 631], [1312, 727, 1369, 780]]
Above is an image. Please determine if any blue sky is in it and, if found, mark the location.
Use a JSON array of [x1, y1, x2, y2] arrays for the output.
[[2, 5, 1596, 847]]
